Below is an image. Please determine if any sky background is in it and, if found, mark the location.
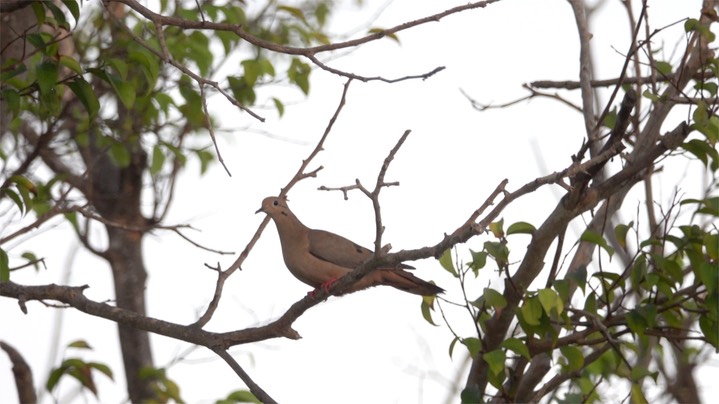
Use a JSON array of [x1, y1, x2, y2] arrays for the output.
[[1, 0, 717, 403]]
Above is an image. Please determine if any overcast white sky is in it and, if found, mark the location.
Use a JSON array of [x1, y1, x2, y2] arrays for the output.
[[2, 0, 717, 403]]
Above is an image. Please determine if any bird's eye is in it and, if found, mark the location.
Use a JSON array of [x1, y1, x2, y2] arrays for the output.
[[272, 199, 279, 206]]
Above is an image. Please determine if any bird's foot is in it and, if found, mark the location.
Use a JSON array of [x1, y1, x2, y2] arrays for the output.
[[308, 278, 339, 298]]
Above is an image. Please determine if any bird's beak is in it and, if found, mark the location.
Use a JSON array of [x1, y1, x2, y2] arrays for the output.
[[255, 207, 264, 214]]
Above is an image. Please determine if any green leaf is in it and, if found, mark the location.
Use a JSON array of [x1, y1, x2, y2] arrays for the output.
[[44, 1, 69, 29], [697, 262, 718, 294], [21, 252, 41, 271], [489, 219, 504, 238], [627, 309, 648, 336], [538, 288, 564, 316], [67, 340, 92, 349], [110, 77, 136, 109], [462, 337, 482, 358], [460, 385, 482, 404], [219, 389, 261, 404], [580, 229, 614, 258], [151, 145, 165, 175], [36, 61, 59, 94], [642, 89, 661, 102], [109, 58, 129, 80], [560, 346, 584, 372], [483, 287, 507, 310], [58, 55, 83, 75], [195, 149, 214, 175], [631, 384, 649, 404], [603, 107, 617, 129], [650, 253, 682, 284], [61, 0, 80, 24], [420, 296, 438, 326], [277, 5, 308, 25], [700, 315, 718, 349], [241, 59, 261, 87], [315, 2, 330, 26], [287, 58, 310, 95], [368, 27, 400, 43], [273, 97, 285, 117], [468, 249, 487, 274], [448, 336, 460, 359], [1, 89, 20, 117], [507, 221, 536, 236], [66, 77, 100, 117], [630, 254, 647, 288], [655, 61, 672, 76], [614, 222, 633, 250], [484, 241, 509, 266], [438, 248, 457, 277], [0, 248, 9, 282], [2, 188, 25, 215], [88, 362, 113, 380], [520, 297, 543, 326], [109, 143, 131, 168], [501, 338, 530, 360], [482, 349, 505, 376]]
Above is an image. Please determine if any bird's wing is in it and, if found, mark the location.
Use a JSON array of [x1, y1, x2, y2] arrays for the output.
[[308, 229, 414, 270]]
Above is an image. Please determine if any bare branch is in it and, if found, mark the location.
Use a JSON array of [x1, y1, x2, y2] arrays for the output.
[[212, 348, 277, 404], [192, 79, 353, 329]]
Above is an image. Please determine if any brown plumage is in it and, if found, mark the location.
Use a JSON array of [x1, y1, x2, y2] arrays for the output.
[[256, 196, 444, 296]]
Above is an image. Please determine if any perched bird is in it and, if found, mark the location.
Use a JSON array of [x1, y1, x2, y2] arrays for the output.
[[256, 196, 444, 296]]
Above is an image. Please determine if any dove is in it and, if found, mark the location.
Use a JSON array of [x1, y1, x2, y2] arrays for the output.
[[256, 196, 444, 296]]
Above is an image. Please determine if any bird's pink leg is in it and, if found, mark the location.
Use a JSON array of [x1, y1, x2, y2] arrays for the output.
[[308, 278, 339, 298]]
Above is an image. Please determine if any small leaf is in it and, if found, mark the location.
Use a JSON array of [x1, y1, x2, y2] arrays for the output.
[[273, 97, 285, 117], [88, 362, 114, 380], [151, 145, 165, 175], [489, 219, 504, 238], [58, 55, 83, 75], [21, 252, 41, 271], [538, 288, 563, 316], [195, 149, 214, 175], [704, 233, 718, 260], [484, 241, 509, 266], [482, 349, 505, 376], [61, 0, 80, 23], [2, 188, 25, 215], [483, 288, 507, 310], [368, 27, 400, 43], [580, 229, 614, 258], [506, 221, 536, 235], [438, 248, 457, 277], [110, 77, 136, 108], [501, 338, 530, 360], [655, 61, 672, 76], [0, 248, 9, 282], [36, 61, 59, 94], [560, 346, 584, 372], [460, 385, 482, 404], [614, 222, 633, 250], [220, 389, 261, 404], [420, 297, 438, 326], [109, 143, 131, 168], [520, 297, 543, 326], [277, 5, 307, 24], [631, 384, 649, 404], [67, 340, 92, 350], [468, 249, 487, 274], [66, 77, 100, 117], [448, 337, 461, 359], [462, 337, 482, 358]]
